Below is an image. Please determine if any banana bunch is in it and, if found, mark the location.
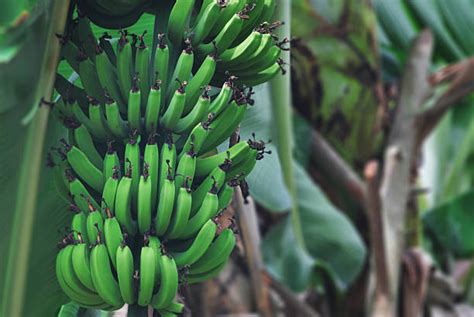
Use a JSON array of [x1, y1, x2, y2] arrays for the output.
[[54, 171, 239, 312], [179, 0, 286, 87], [52, 1, 279, 312]]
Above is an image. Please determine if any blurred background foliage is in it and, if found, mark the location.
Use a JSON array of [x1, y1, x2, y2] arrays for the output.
[[3, 0, 474, 316]]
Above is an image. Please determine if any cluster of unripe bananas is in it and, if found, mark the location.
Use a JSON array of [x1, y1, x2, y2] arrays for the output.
[[50, 0, 282, 314]]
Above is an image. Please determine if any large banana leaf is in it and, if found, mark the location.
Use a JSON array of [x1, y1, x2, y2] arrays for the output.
[[423, 189, 474, 258], [292, 0, 381, 168], [0, 1, 70, 316], [263, 162, 367, 291]]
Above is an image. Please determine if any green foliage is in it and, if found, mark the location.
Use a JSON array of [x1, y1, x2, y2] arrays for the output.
[[0, 1, 70, 316], [292, 0, 381, 168], [424, 189, 474, 258], [263, 163, 366, 291]]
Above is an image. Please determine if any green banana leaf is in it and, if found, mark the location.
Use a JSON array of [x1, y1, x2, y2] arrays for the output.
[[292, 0, 382, 168], [423, 189, 474, 258], [0, 1, 72, 316], [263, 162, 367, 291]]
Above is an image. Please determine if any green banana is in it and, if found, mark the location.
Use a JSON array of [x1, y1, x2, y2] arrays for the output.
[[161, 80, 187, 131], [217, 181, 236, 211], [195, 140, 250, 177], [234, 42, 281, 74], [105, 97, 129, 139], [145, 79, 162, 133], [159, 136, 177, 192], [127, 78, 142, 132], [237, 59, 286, 86], [99, 33, 117, 66], [207, 0, 246, 38], [96, 44, 126, 112], [167, 42, 194, 100], [56, 259, 107, 308], [184, 55, 216, 112], [117, 31, 134, 99], [175, 148, 196, 191], [125, 132, 141, 208], [71, 242, 96, 291], [167, 0, 196, 46], [180, 185, 219, 239], [200, 100, 248, 153], [71, 210, 89, 245], [189, 228, 236, 274], [137, 163, 153, 234], [186, 258, 227, 284], [73, 124, 103, 170], [78, 55, 105, 103], [208, 79, 234, 116], [157, 311, 177, 317], [191, 0, 223, 46], [228, 31, 274, 71], [172, 219, 217, 267], [148, 235, 162, 282], [101, 168, 120, 216], [144, 134, 160, 213], [138, 243, 156, 306], [72, 101, 101, 140], [66, 144, 104, 193], [135, 32, 151, 109], [175, 87, 211, 134], [155, 163, 176, 236], [191, 163, 229, 215], [162, 301, 185, 314], [50, 158, 71, 203], [151, 255, 178, 309], [90, 243, 125, 306], [197, 11, 246, 55], [234, 0, 265, 44], [116, 242, 136, 304], [257, 0, 277, 24], [115, 166, 138, 235], [180, 118, 212, 157], [103, 143, 121, 183], [59, 244, 96, 298], [88, 99, 114, 141], [154, 34, 169, 107], [166, 179, 192, 239], [103, 208, 124, 268], [219, 30, 263, 67], [67, 170, 100, 214], [226, 146, 259, 180], [56, 245, 105, 307], [86, 206, 104, 244]]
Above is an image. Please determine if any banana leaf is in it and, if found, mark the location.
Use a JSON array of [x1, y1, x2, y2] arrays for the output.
[[0, 1, 71, 316]]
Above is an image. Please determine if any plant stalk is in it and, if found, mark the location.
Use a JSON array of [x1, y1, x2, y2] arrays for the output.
[[128, 304, 149, 317], [269, 0, 305, 248]]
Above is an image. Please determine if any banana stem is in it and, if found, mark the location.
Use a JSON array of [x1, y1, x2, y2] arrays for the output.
[[128, 305, 149, 317], [269, 0, 305, 249], [0, 1, 70, 316], [150, 2, 173, 64]]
